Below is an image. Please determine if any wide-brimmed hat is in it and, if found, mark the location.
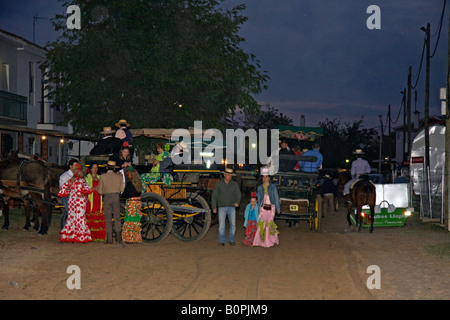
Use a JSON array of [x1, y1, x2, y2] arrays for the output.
[[100, 126, 116, 134], [177, 141, 189, 152], [260, 166, 270, 176], [353, 149, 364, 155], [106, 160, 118, 168], [115, 119, 130, 127], [221, 167, 236, 176]]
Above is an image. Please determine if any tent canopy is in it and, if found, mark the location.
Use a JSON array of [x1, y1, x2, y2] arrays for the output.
[[130, 128, 204, 139], [130, 128, 225, 148]]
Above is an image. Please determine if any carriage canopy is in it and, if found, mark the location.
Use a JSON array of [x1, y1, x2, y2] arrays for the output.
[[278, 125, 323, 142]]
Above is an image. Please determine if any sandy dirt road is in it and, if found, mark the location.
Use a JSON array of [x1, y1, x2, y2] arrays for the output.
[[1, 198, 450, 300]]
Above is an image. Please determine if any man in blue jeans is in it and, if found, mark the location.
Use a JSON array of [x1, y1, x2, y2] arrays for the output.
[[211, 168, 241, 246]]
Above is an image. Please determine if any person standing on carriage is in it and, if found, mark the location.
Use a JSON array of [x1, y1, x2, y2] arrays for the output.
[[211, 167, 241, 246], [89, 127, 122, 158], [115, 119, 134, 158], [343, 149, 371, 204]]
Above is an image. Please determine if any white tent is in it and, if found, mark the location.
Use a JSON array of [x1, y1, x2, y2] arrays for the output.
[[410, 125, 445, 220], [410, 125, 445, 195]]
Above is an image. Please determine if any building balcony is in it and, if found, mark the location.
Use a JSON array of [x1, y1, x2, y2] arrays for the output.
[[0, 90, 27, 123]]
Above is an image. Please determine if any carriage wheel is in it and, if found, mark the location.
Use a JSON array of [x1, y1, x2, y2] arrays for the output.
[[140, 192, 173, 243], [310, 195, 322, 232], [170, 193, 211, 242]]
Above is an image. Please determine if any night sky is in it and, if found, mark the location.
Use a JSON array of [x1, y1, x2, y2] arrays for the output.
[[1, 0, 447, 130]]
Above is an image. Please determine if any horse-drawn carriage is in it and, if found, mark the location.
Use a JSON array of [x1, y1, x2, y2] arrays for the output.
[[273, 171, 323, 231], [81, 126, 224, 243], [270, 125, 324, 231], [128, 167, 222, 243]]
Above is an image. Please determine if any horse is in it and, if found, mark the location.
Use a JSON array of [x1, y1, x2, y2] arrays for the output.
[[337, 171, 351, 196], [0, 154, 64, 235], [346, 176, 376, 232]]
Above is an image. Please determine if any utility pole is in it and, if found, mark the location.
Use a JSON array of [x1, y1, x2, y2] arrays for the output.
[[401, 88, 406, 161], [388, 104, 391, 135], [407, 66, 412, 158], [378, 114, 383, 174], [33, 15, 50, 45], [422, 23, 432, 218], [445, 4, 450, 230]]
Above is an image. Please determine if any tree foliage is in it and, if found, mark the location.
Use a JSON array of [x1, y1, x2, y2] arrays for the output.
[[222, 104, 293, 130], [42, 0, 269, 136], [319, 118, 380, 168]]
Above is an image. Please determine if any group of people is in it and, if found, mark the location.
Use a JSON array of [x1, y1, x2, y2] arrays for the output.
[[58, 119, 143, 245], [211, 166, 280, 248], [279, 139, 323, 173], [57, 122, 371, 248]]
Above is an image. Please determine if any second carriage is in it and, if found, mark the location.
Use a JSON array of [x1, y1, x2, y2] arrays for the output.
[[272, 125, 325, 231]]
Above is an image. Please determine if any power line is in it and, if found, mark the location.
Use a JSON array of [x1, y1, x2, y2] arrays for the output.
[[411, 38, 426, 89], [430, 0, 446, 58], [410, 0, 446, 89], [391, 95, 404, 125]]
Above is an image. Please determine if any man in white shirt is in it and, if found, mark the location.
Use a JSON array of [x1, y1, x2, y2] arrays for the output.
[[344, 149, 371, 203], [59, 159, 78, 229]]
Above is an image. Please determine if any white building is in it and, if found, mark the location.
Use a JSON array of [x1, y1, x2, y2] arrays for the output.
[[0, 28, 95, 164]]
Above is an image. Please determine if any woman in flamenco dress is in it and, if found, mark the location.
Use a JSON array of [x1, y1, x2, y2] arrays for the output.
[[58, 163, 93, 243]]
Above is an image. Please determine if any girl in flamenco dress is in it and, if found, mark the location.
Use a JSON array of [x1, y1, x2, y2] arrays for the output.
[[58, 163, 93, 243], [253, 167, 280, 248]]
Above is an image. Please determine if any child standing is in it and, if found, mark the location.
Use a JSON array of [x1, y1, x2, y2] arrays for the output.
[[243, 192, 259, 246]]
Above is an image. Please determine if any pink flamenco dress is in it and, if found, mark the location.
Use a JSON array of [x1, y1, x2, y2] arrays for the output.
[[58, 176, 93, 243], [253, 194, 279, 247]]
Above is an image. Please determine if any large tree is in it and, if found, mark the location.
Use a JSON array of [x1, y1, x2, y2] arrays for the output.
[[42, 0, 269, 136], [222, 104, 293, 130]]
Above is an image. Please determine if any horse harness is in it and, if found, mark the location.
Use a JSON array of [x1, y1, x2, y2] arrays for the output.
[[0, 159, 57, 206]]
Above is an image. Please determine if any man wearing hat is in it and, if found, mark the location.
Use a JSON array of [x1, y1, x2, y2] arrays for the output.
[[279, 138, 296, 172], [90, 127, 122, 157], [211, 167, 241, 246], [343, 149, 371, 202], [96, 160, 124, 244], [115, 119, 133, 147]]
